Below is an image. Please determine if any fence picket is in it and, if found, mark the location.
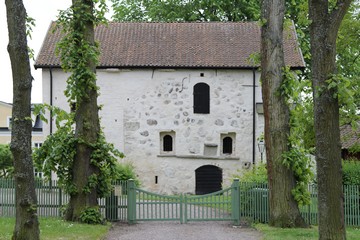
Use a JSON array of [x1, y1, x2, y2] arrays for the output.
[[1, 178, 359, 226]]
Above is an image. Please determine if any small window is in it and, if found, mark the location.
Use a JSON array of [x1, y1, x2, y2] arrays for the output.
[[7, 117, 12, 129], [193, 83, 210, 114], [221, 133, 236, 156], [33, 142, 44, 178], [163, 135, 173, 152], [222, 137, 233, 154], [34, 168, 43, 179], [160, 131, 175, 154], [34, 142, 43, 148]]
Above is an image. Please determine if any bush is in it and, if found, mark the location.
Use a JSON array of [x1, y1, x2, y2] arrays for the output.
[[234, 163, 268, 183], [343, 160, 360, 185], [233, 163, 268, 223], [114, 162, 140, 186], [79, 207, 104, 224], [0, 144, 13, 178]]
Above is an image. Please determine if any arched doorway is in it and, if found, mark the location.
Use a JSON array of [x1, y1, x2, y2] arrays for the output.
[[195, 165, 222, 195]]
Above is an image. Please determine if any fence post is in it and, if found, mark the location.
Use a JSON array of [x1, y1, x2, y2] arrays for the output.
[[184, 194, 188, 224], [127, 179, 136, 224], [180, 194, 184, 224], [231, 178, 240, 226], [58, 185, 62, 217]]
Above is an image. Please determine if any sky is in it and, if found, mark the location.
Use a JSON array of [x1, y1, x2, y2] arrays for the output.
[[0, 0, 73, 103]]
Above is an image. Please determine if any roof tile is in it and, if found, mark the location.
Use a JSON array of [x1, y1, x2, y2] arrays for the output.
[[35, 21, 305, 69]]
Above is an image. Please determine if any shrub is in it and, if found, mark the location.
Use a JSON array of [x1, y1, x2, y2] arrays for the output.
[[234, 163, 268, 183], [0, 144, 13, 178], [79, 207, 104, 224], [233, 163, 268, 223], [343, 160, 360, 185], [114, 162, 140, 186]]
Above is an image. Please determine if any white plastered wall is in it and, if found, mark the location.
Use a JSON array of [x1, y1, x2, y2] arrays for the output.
[[42, 68, 264, 194]]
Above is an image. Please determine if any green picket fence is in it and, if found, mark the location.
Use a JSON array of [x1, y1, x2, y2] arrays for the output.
[[239, 183, 360, 226], [1, 178, 359, 226], [127, 179, 240, 224], [0, 178, 128, 222]]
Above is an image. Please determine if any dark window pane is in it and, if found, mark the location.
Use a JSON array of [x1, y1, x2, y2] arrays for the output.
[[223, 137, 233, 154], [194, 83, 210, 114], [163, 135, 173, 152]]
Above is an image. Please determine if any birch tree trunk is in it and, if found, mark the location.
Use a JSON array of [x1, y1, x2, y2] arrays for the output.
[[308, 0, 352, 239], [5, 0, 40, 239], [261, 0, 307, 227]]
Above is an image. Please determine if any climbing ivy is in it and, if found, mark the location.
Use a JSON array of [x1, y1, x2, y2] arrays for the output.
[[280, 66, 314, 206], [326, 73, 359, 126], [33, 105, 124, 197], [33, 0, 125, 201], [55, 0, 107, 103]]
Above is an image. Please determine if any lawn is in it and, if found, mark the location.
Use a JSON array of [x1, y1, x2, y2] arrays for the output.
[[255, 224, 360, 240], [0, 217, 110, 240]]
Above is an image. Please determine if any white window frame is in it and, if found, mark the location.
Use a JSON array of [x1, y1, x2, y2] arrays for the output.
[[160, 131, 176, 155], [220, 132, 236, 156], [7, 116, 12, 128], [33, 142, 44, 178], [33, 142, 43, 149]]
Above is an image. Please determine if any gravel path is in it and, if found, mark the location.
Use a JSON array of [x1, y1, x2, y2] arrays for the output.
[[105, 221, 263, 240]]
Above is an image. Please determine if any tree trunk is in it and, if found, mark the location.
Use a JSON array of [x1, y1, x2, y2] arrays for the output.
[[261, 0, 307, 227], [5, 0, 40, 239], [308, 0, 352, 239], [64, 0, 101, 221]]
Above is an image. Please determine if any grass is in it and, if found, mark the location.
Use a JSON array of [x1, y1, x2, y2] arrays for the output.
[[0, 217, 111, 240], [255, 224, 360, 240]]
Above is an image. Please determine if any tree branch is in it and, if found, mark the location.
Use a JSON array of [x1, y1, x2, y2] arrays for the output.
[[329, 0, 353, 34]]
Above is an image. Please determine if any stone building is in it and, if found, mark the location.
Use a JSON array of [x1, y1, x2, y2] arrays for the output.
[[35, 22, 305, 194]]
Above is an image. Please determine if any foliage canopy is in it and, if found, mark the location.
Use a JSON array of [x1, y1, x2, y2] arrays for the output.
[[0, 144, 13, 178]]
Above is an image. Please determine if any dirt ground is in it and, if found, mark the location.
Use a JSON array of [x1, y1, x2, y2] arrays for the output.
[[105, 221, 263, 240]]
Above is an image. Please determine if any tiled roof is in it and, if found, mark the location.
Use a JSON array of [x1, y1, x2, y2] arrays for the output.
[[340, 122, 360, 149], [35, 21, 305, 69]]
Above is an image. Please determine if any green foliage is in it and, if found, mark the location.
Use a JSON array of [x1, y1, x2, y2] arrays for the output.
[[280, 66, 314, 206], [55, 0, 108, 103], [33, 105, 124, 198], [0, 144, 13, 178], [326, 74, 359, 125], [282, 147, 313, 206], [111, 0, 261, 22], [234, 163, 267, 183], [25, 15, 36, 60], [234, 166, 268, 223], [349, 143, 360, 154], [41, 0, 124, 205], [79, 207, 104, 224], [114, 162, 140, 185], [336, 1, 360, 124], [247, 52, 261, 66], [342, 160, 360, 185]]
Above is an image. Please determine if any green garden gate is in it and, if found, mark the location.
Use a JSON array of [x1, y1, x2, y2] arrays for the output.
[[126, 179, 241, 225]]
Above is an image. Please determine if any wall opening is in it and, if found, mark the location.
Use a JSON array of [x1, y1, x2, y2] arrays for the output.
[[195, 165, 222, 195], [160, 131, 175, 154], [222, 137, 233, 154], [221, 133, 236, 156], [163, 135, 173, 152], [193, 82, 210, 114]]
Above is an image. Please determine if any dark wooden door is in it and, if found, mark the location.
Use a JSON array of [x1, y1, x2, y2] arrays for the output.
[[195, 165, 222, 195]]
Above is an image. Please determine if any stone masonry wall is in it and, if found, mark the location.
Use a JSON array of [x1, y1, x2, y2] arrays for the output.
[[42, 68, 264, 194]]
